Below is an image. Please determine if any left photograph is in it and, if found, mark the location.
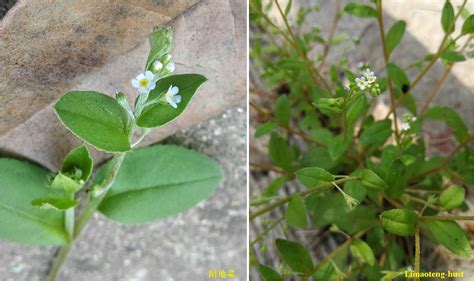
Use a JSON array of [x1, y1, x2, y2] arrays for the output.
[[0, 1, 246, 280]]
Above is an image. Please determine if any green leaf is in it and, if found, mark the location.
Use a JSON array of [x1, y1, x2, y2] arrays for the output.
[[284, 0, 293, 16], [328, 134, 352, 161], [54, 91, 132, 152], [275, 95, 291, 126], [98, 145, 223, 224], [346, 94, 368, 127], [350, 239, 375, 266], [31, 197, 78, 211], [425, 106, 469, 143], [386, 21, 406, 55], [286, 194, 308, 228], [440, 51, 466, 62], [380, 209, 418, 236], [441, 1, 455, 34], [50, 172, 82, 194], [422, 220, 471, 258], [145, 26, 172, 71], [387, 63, 410, 90], [255, 121, 277, 138], [344, 3, 377, 18], [259, 264, 283, 281], [275, 239, 314, 274], [461, 15, 474, 34], [61, 145, 93, 182], [385, 159, 406, 198], [295, 167, 334, 188], [360, 119, 392, 147], [439, 186, 465, 209], [361, 169, 388, 191], [269, 132, 293, 171], [263, 176, 289, 197], [0, 159, 68, 245], [136, 74, 207, 128], [314, 98, 345, 114]]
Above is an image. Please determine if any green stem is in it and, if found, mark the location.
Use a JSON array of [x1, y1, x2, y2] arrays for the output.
[[250, 177, 359, 221], [46, 153, 126, 280], [47, 244, 72, 281], [250, 217, 284, 246], [65, 208, 74, 239], [414, 225, 420, 281], [420, 215, 474, 221]]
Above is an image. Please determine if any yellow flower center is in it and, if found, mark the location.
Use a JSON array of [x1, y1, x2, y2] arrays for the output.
[[139, 79, 149, 88]]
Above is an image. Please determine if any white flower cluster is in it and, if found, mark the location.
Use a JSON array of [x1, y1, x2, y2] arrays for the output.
[[401, 113, 417, 132], [130, 54, 181, 109], [345, 68, 381, 97]]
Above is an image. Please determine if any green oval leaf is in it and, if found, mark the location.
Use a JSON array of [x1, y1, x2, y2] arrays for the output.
[[387, 63, 410, 90], [254, 121, 277, 138], [385, 159, 406, 198], [344, 3, 377, 18], [136, 74, 207, 128], [54, 91, 132, 152], [286, 194, 308, 228], [31, 196, 78, 211], [98, 145, 223, 224], [386, 20, 406, 55], [275, 95, 291, 126], [296, 167, 335, 188], [0, 159, 68, 245], [461, 14, 474, 34], [440, 51, 466, 62], [269, 132, 293, 172], [259, 264, 283, 281], [61, 145, 93, 182], [441, 1, 455, 34], [361, 169, 388, 191], [350, 239, 375, 266], [360, 119, 392, 147], [422, 220, 471, 258], [439, 186, 465, 209], [275, 239, 313, 274], [346, 94, 368, 127], [380, 209, 418, 236]]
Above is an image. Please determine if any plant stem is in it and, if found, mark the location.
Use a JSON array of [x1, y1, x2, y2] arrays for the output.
[[414, 225, 420, 281], [46, 153, 126, 280], [302, 229, 369, 280], [404, 194, 443, 212], [250, 177, 359, 220], [250, 217, 284, 246], [47, 244, 72, 281], [376, 0, 399, 139], [249, 162, 293, 176], [273, 0, 333, 94], [65, 208, 74, 239], [420, 215, 474, 221]]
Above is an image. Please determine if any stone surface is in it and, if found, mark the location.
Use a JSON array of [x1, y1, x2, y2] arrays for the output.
[[0, 103, 247, 281], [0, 0, 246, 170]]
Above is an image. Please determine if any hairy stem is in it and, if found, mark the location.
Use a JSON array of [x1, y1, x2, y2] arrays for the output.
[[420, 215, 474, 221], [414, 225, 420, 281], [47, 244, 72, 281], [250, 217, 284, 246], [250, 177, 360, 220]]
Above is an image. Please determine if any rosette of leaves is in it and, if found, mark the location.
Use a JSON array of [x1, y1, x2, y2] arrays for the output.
[[0, 26, 223, 279], [250, 1, 473, 280]]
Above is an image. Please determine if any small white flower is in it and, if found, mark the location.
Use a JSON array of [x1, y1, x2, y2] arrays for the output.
[[401, 122, 411, 131], [362, 68, 377, 84], [131, 71, 156, 94], [411, 116, 417, 122], [153, 61, 163, 72], [355, 77, 368, 90], [166, 62, 175, 73], [165, 85, 181, 109]]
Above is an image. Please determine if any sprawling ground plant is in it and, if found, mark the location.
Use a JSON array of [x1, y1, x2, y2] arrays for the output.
[[0, 27, 223, 280], [250, 0, 473, 280]]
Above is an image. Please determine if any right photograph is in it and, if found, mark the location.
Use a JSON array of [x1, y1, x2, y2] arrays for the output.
[[249, 0, 474, 280]]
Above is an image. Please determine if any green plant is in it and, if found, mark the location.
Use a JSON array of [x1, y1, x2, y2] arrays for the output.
[[250, 0, 473, 280], [0, 27, 223, 280]]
